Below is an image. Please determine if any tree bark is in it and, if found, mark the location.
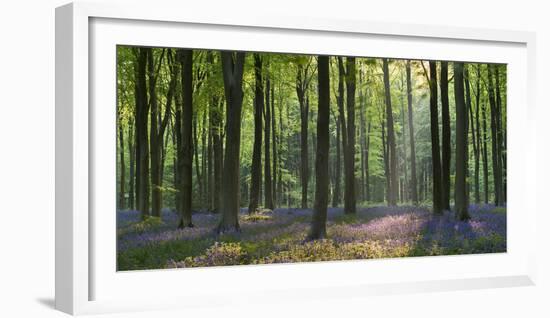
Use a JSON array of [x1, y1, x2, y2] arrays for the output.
[[248, 54, 263, 214], [495, 66, 506, 203], [466, 65, 476, 203], [118, 106, 126, 210], [271, 82, 277, 208], [218, 51, 245, 233], [128, 118, 135, 210], [178, 49, 194, 228], [148, 49, 162, 218], [332, 111, 341, 207], [440, 61, 451, 210], [135, 48, 150, 220], [406, 61, 418, 205], [344, 57, 357, 214], [487, 64, 502, 206], [296, 63, 310, 209], [264, 73, 274, 210], [428, 61, 443, 214], [482, 94, 490, 204], [309, 55, 330, 240], [383, 58, 398, 206], [454, 62, 470, 220]]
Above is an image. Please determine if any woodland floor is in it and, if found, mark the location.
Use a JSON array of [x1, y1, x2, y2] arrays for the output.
[[116, 204, 506, 271]]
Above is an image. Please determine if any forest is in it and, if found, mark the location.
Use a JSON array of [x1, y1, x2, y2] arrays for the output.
[[116, 46, 507, 270]]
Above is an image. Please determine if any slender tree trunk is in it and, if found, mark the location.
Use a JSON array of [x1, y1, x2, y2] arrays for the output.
[[201, 111, 208, 210], [193, 115, 202, 210], [148, 49, 162, 218], [271, 83, 277, 208], [482, 96, 490, 204], [406, 61, 418, 205], [296, 65, 309, 209], [365, 122, 371, 202], [487, 64, 502, 206], [454, 62, 470, 220], [359, 72, 367, 202], [440, 61, 451, 210], [472, 64, 482, 204], [344, 57, 357, 214], [135, 48, 150, 220], [466, 65, 476, 203], [337, 58, 348, 210], [218, 51, 245, 233], [248, 54, 263, 214], [383, 58, 398, 206], [309, 55, 330, 240], [400, 77, 408, 203], [428, 61, 443, 214], [495, 66, 506, 203], [207, 107, 214, 211], [333, 113, 341, 207], [128, 118, 135, 210], [174, 76, 183, 215], [264, 73, 274, 210], [118, 109, 126, 210], [178, 49, 194, 228]]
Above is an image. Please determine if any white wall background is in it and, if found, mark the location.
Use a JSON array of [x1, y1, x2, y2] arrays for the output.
[[0, 0, 548, 317]]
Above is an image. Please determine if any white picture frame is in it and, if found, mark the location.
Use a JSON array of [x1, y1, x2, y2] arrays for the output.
[[55, 1, 537, 315]]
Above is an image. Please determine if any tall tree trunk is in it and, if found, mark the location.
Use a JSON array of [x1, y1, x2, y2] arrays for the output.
[[337, 58, 348, 210], [218, 51, 245, 233], [466, 65, 476, 203], [365, 122, 371, 202], [333, 112, 341, 207], [406, 61, 418, 205], [128, 118, 135, 210], [178, 49, 194, 228], [248, 54, 263, 214], [472, 64, 482, 204], [201, 110, 208, 210], [344, 57, 357, 214], [400, 76, 408, 203], [454, 62, 470, 220], [482, 96, 490, 204], [383, 58, 398, 206], [359, 71, 367, 202], [135, 48, 150, 219], [296, 64, 310, 209], [381, 111, 390, 203], [264, 73, 274, 210], [118, 109, 126, 210], [440, 61, 451, 210], [148, 49, 162, 218], [428, 61, 443, 214], [309, 55, 330, 240], [271, 83, 277, 208], [487, 64, 502, 206], [174, 76, 183, 215], [495, 66, 506, 203], [207, 108, 214, 211], [193, 115, 202, 210]]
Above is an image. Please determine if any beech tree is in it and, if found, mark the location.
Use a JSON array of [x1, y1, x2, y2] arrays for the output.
[[309, 55, 330, 239], [454, 62, 470, 220], [217, 51, 245, 233]]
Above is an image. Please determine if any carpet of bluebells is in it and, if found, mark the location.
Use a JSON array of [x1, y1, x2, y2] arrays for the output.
[[117, 204, 506, 271]]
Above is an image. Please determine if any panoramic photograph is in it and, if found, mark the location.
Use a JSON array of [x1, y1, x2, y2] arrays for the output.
[[116, 47, 507, 271]]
